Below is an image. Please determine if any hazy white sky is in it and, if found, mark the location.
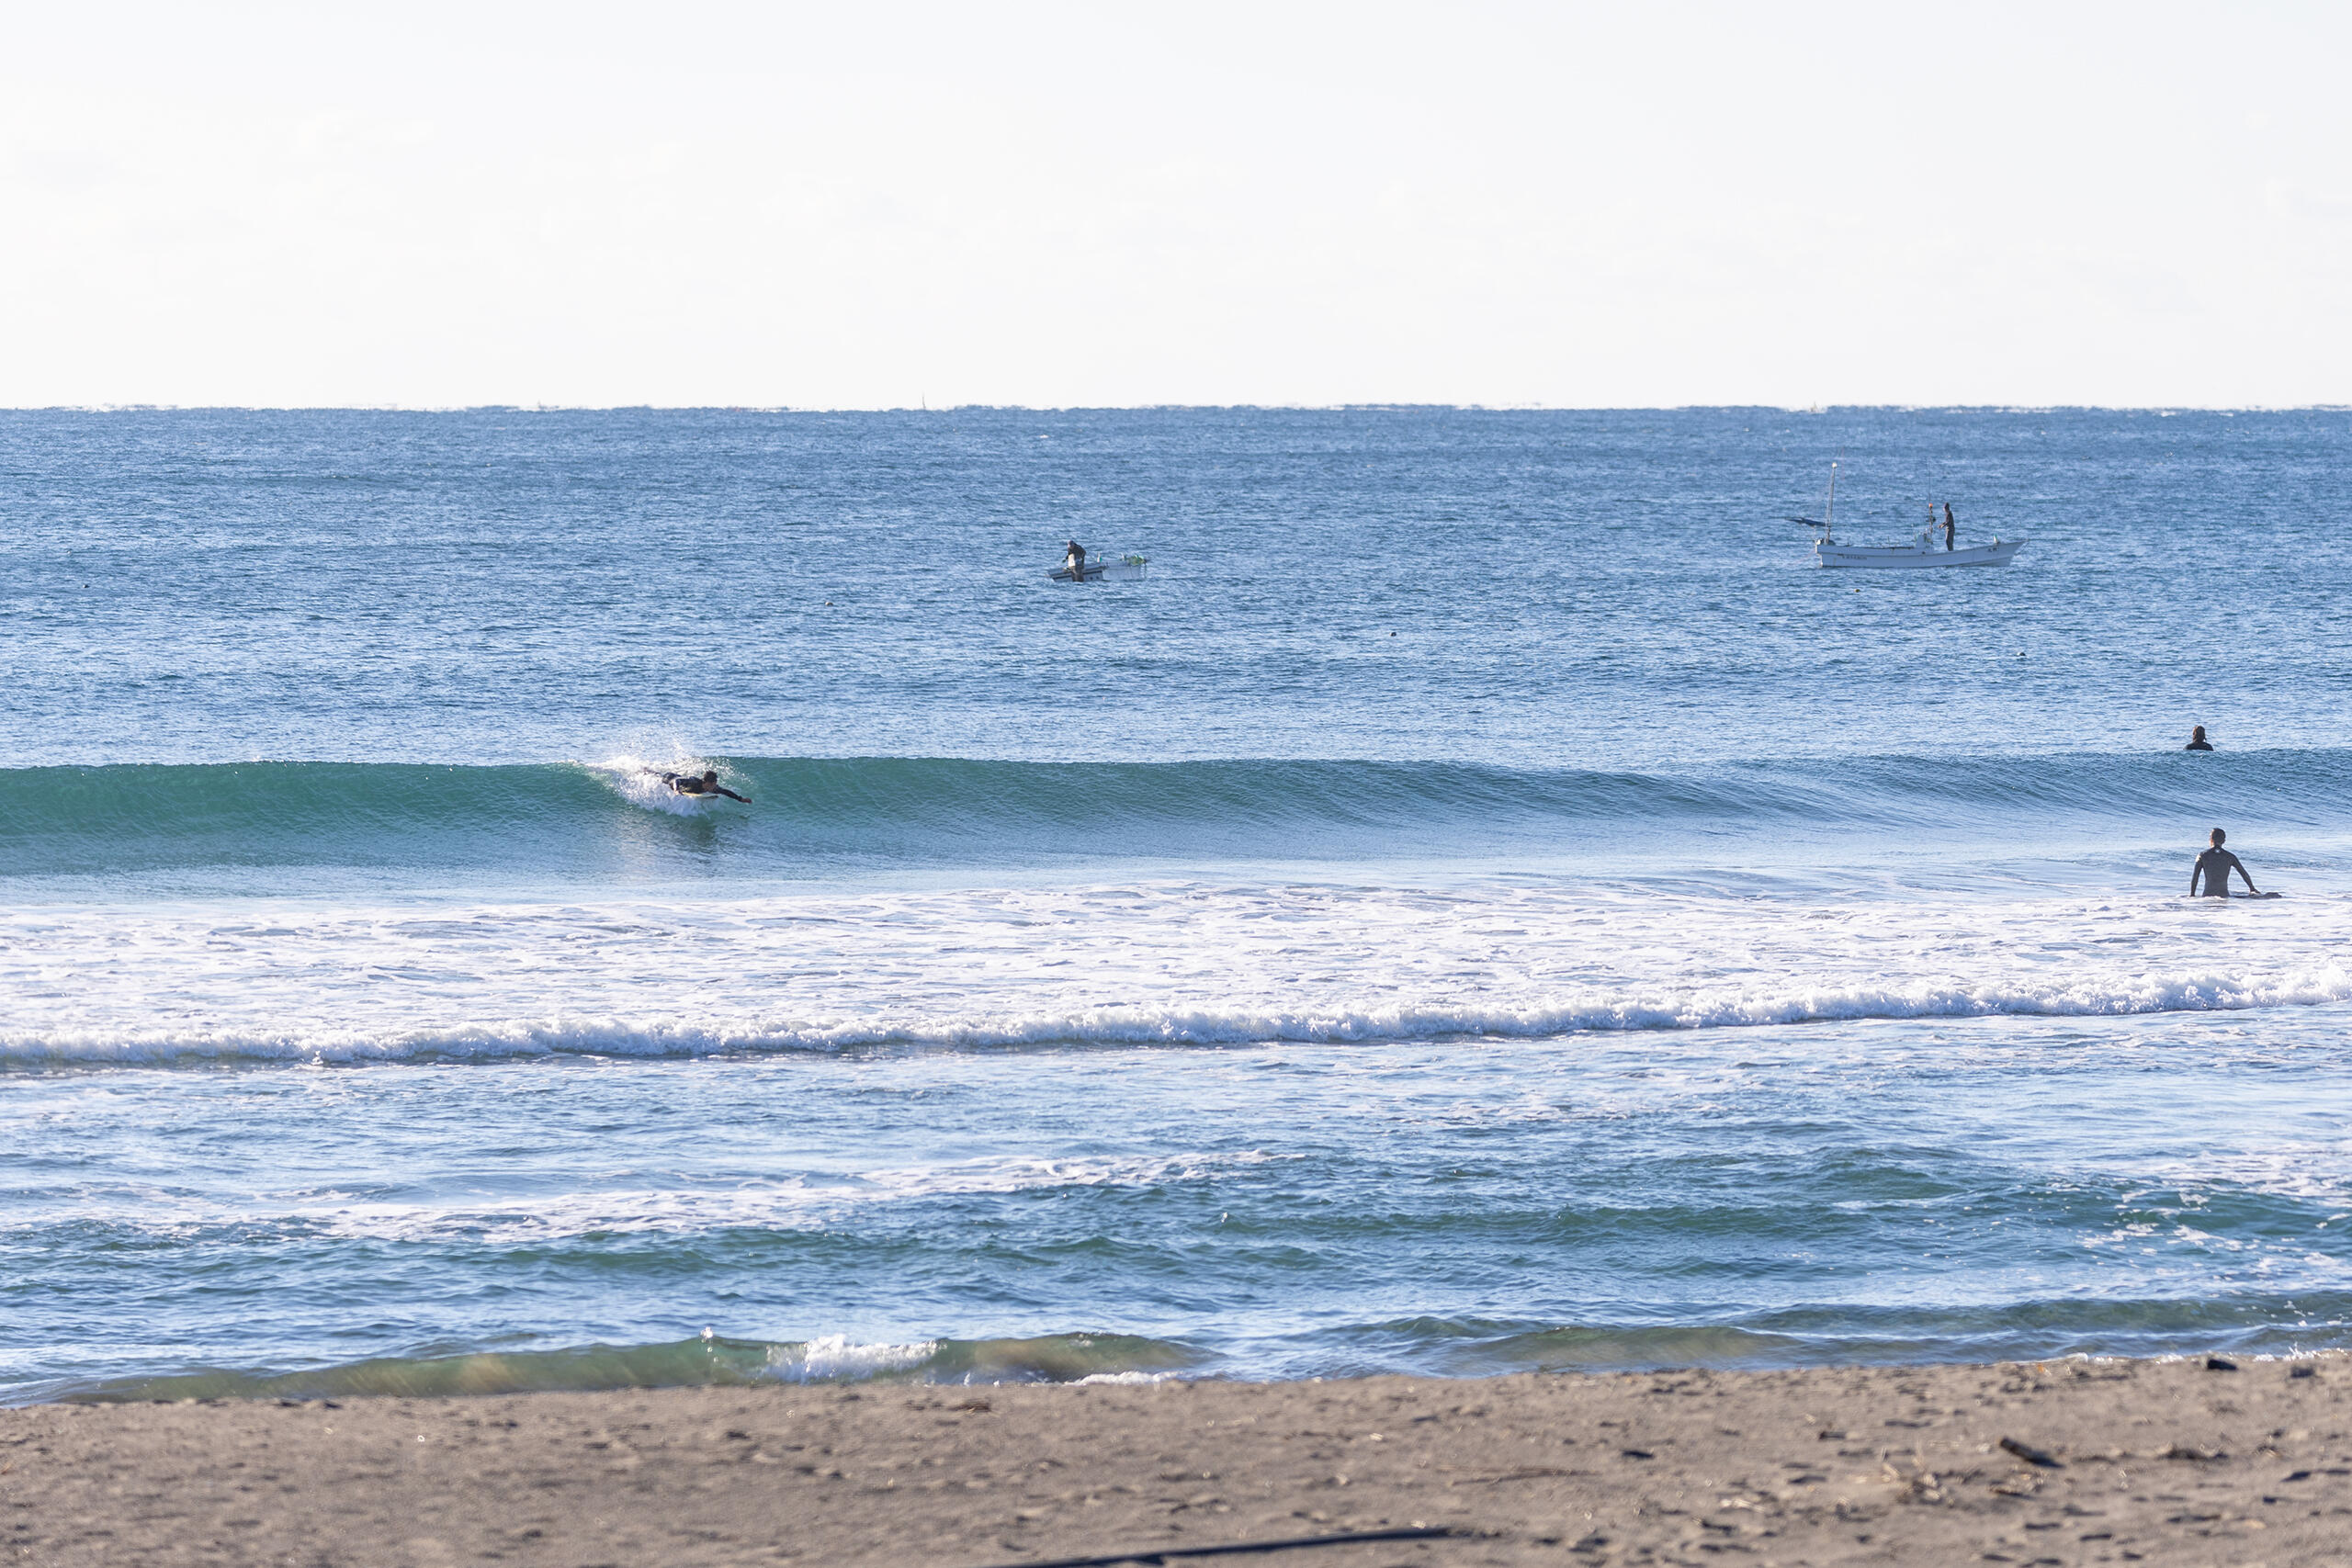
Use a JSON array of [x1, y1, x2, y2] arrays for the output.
[[4, 2, 2346, 408]]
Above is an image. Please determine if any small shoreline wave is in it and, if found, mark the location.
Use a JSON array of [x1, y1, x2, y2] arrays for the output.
[[30, 1301, 2352, 1406], [39, 1332, 1202, 1406]]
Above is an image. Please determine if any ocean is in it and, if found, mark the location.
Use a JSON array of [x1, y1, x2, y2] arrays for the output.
[[6, 405, 2352, 1404]]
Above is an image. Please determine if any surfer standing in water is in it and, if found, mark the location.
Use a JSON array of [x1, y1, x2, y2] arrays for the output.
[[2189, 829, 2259, 897], [2185, 726, 2214, 750], [661, 769, 750, 803]]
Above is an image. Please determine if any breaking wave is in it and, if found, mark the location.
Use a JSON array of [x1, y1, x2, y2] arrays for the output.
[[4, 748, 2350, 884], [48, 1332, 1200, 1404], [38, 1304, 2352, 1405], [7, 966, 2352, 1066]]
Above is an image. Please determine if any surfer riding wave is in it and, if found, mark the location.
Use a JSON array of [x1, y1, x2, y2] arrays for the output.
[[655, 768, 750, 803]]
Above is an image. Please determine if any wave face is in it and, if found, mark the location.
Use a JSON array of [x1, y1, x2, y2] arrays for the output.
[[6, 749, 2352, 887]]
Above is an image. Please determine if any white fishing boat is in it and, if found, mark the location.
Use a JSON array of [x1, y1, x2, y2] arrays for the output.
[[1790, 463, 2026, 570], [1816, 533, 2025, 570], [1047, 551, 1148, 583]]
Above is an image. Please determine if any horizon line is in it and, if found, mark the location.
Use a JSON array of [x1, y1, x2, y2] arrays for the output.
[[3, 401, 2348, 416]]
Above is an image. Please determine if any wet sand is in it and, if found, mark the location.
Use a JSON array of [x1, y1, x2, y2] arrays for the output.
[[6, 1355, 2350, 1566]]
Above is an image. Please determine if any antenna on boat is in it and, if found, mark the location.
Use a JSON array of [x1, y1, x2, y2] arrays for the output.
[[1782, 453, 1845, 540]]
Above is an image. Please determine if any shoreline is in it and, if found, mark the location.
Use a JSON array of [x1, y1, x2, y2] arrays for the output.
[[6, 1355, 2349, 1566]]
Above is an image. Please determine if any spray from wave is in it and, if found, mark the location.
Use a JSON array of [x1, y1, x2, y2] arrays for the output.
[[582, 754, 752, 817]]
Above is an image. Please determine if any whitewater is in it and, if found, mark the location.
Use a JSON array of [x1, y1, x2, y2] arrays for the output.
[[6, 877, 2352, 1065], [6, 405, 2352, 1404]]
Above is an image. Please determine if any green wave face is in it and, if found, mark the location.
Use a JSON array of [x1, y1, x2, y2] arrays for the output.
[[55, 1333, 1204, 1404], [5, 750, 2350, 889]]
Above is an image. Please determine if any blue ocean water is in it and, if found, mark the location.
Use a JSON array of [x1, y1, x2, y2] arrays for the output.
[[5, 406, 2352, 1403]]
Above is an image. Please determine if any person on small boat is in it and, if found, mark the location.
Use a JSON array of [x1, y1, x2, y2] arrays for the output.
[[662, 769, 750, 803], [2185, 726, 2213, 751], [2189, 829, 2258, 897], [1063, 539, 1087, 578], [1943, 502, 1956, 551]]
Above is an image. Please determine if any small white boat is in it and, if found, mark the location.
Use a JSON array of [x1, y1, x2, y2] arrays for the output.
[[1815, 534, 2025, 570], [1047, 552, 1148, 583], [1791, 464, 2026, 570]]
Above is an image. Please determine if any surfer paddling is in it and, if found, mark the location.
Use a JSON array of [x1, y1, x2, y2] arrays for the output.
[[2189, 829, 2260, 898], [659, 769, 749, 803]]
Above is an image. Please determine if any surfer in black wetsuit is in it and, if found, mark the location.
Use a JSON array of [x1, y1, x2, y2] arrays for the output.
[[2189, 829, 2257, 897], [1943, 502, 1956, 551], [2185, 726, 2213, 751], [662, 769, 750, 803]]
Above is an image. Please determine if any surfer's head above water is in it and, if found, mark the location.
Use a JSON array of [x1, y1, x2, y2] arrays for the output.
[[2186, 725, 2212, 750]]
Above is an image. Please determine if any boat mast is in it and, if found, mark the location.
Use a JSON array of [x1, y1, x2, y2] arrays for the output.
[[1823, 459, 1838, 543]]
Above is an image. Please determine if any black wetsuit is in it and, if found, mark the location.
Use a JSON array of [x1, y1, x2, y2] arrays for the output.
[[662, 773, 750, 803], [1943, 504, 1956, 551], [2185, 739, 2213, 751], [2190, 847, 2252, 897]]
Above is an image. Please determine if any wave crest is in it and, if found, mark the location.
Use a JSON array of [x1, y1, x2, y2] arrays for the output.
[[8, 966, 2352, 1066]]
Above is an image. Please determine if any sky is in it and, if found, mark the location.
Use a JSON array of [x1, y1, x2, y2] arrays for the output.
[[3, 1, 2347, 409]]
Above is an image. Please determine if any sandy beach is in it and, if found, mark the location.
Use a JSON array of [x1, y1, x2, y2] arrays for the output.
[[6, 1355, 2348, 1566]]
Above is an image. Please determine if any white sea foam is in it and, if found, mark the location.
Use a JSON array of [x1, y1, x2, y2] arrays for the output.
[[5, 879, 2350, 1065], [768, 1335, 939, 1381], [281, 1152, 1272, 1242], [582, 753, 737, 816]]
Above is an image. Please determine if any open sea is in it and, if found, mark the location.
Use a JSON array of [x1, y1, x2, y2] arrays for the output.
[[6, 405, 2352, 1403]]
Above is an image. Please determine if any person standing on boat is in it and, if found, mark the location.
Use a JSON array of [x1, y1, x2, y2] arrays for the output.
[[2190, 829, 2260, 897], [2186, 726, 2214, 751], [1943, 502, 1957, 551], [1064, 538, 1087, 579]]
